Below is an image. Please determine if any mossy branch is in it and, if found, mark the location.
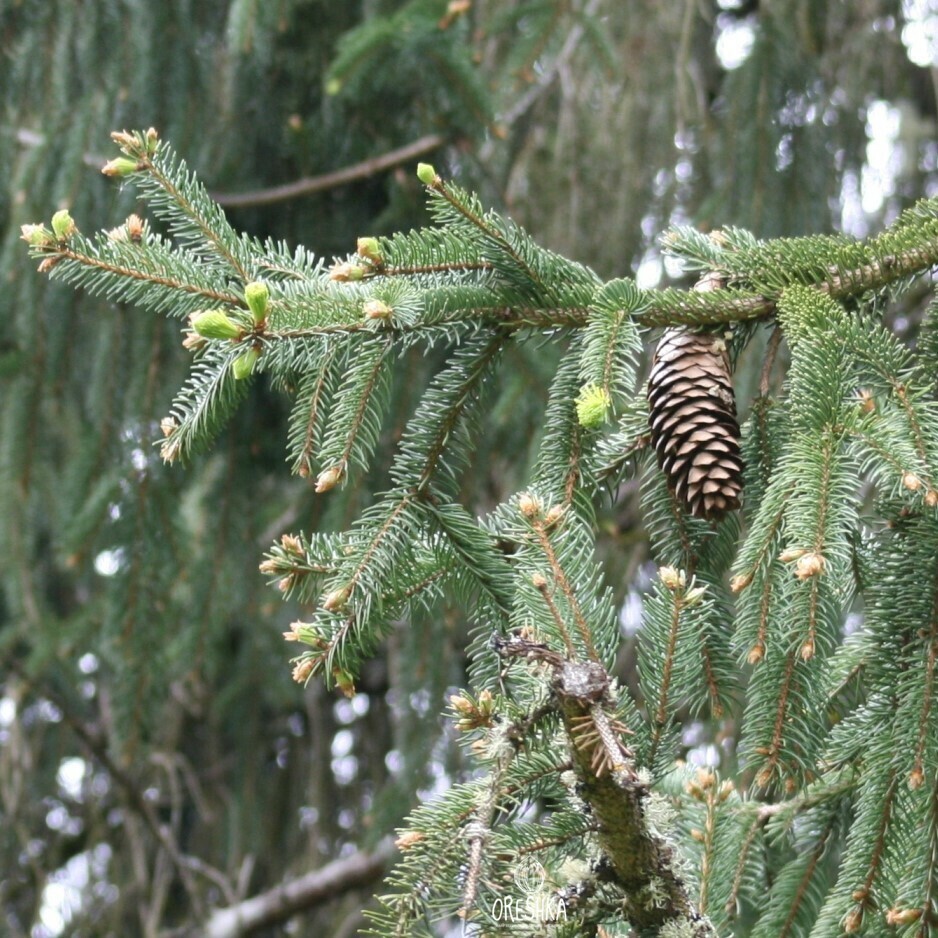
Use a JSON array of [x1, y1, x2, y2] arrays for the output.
[[496, 634, 716, 936]]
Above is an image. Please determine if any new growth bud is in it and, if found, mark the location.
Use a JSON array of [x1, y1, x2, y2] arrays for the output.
[[518, 492, 541, 519], [395, 830, 424, 851], [51, 210, 77, 240], [416, 163, 439, 186], [190, 309, 243, 340], [280, 534, 303, 554], [886, 907, 922, 926], [356, 237, 383, 265], [543, 505, 565, 529], [575, 384, 611, 429], [778, 547, 808, 563], [449, 690, 494, 731], [292, 658, 315, 684], [315, 466, 343, 493], [102, 157, 143, 177], [244, 281, 270, 325], [659, 566, 686, 590], [231, 346, 260, 380], [794, 552, 825, 580], [902, 472, 922, 492], [110, 130, 138, 151], [322, 586, 351, 612], [160, 438, 180, 464], [125, 214, 145, 242], [333, 669, 356, 697], [683, 583, 707, 606], [329, 261, 366, 282], [20, 224, 53, 247], [363, 299, 392, 321]]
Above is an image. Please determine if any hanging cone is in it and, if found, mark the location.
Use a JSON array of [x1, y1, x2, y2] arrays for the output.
[[647, 291, 743, 519]]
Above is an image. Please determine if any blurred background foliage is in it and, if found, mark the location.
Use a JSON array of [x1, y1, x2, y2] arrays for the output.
[[0, 0, 936, 934]]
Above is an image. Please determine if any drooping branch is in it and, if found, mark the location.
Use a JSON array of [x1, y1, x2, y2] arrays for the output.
[[213, 134, 446, 208], [201, 839, 396, 938]]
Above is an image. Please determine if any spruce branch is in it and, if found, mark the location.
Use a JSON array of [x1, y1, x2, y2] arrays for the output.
[[458, 735, 518, 922], [527, 511, 600, 661], [910, 576, 938, 790], [106, 129, 252, 280], [287, 342, 345, 478], [496, 634, 716, 936], [25, 128, 938, 938], [30, 235, 244, 313]]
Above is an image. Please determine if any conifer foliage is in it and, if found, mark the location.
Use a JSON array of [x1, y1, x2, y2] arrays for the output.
[[23, 125, 938, 937]]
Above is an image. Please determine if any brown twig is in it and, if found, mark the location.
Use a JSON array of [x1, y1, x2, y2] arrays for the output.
[[759, 326, 782, 396], [213, 134, 446, 208], [201, 839, 396, 938]]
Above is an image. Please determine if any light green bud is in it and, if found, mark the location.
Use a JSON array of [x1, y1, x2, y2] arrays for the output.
[[356, 237, 382, 264], [101, 157, 142, 177], [231, 346, 260, 380], [575, 384, 611, 428], [20, 224, 53, 247], [191, 309, 242, 340], [244, 281, 270, 325], [416, 163, 438, 185], [51, 210, 76, 240]]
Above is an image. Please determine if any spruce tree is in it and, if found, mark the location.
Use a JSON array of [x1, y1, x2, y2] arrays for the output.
[[6, 2, 938, 937]]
